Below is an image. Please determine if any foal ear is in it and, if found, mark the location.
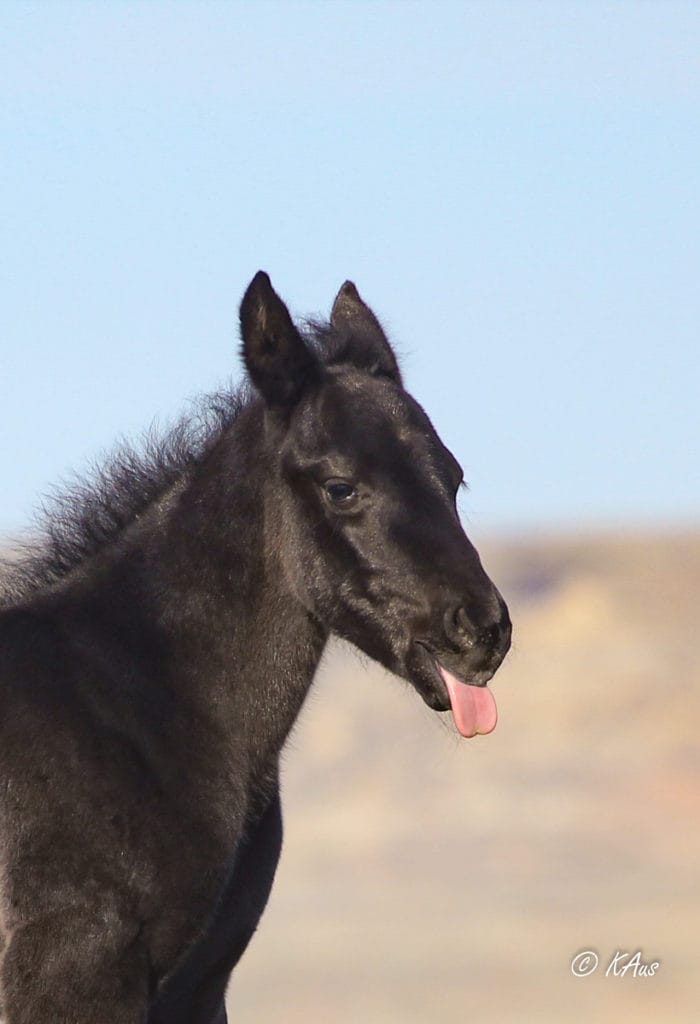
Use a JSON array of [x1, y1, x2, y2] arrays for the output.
[[240, 271, 318, 407], [330, 281, 402, 384]]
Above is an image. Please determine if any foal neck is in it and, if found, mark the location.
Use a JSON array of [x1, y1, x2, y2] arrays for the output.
[[142, 403, 328, 768]]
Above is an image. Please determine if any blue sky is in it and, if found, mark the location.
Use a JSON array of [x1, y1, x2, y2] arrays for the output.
[[1, 0, 698, 537]]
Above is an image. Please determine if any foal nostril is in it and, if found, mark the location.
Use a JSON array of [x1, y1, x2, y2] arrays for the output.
[[443, 604, 473, 647], [444, 598, 511, 660]]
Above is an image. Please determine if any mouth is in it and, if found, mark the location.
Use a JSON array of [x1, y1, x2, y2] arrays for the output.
[[411, 643, 498, 739]]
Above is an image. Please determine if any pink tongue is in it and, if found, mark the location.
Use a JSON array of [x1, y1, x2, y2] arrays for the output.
[[437, 664, 498, 738]]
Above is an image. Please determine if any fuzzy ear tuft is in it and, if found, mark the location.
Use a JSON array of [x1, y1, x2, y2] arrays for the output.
[[330, 281, 402, 383], [239, 271, 318, 407]]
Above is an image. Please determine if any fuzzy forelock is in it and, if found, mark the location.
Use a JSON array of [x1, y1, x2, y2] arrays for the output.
[[304, 319, 404, 376]]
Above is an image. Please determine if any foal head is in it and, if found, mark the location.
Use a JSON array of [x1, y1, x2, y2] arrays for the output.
[[240, 272, 511, 737]]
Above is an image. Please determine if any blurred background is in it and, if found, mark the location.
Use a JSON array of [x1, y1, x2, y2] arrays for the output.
[[1, 1, 698, 1020]]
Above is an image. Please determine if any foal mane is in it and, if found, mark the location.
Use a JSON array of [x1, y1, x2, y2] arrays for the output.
[[0, 385, 249, 606], [0, 321, 392, 606]]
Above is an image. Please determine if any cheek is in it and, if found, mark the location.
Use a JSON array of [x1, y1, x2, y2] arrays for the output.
[[276, 494, 342, 603], [282, 486, 410, 605], [337, 513, 417, 602]]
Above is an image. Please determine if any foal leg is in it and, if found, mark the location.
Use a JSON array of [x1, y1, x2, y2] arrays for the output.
[[1, 911, 149, 1024]]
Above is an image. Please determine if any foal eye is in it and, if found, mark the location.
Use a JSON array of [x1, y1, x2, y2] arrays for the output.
[[323, 478, 359, 509]]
